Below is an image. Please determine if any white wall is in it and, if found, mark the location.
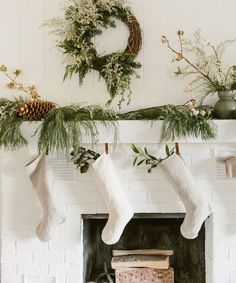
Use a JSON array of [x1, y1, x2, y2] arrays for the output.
[[1, 0, 236, 110]]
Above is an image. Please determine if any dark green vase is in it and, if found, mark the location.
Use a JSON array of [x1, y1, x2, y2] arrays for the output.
[[214, 91, 236, 119]]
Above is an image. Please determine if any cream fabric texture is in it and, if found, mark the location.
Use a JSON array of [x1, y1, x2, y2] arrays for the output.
[[217, 156, 236, 178], [159, 153, 212, 239], [91, 153, 134, 245], [26, 154, 66, 242], [225, 157, 236, 178]]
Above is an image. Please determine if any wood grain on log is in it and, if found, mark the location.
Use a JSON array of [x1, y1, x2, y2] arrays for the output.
[[116, 268, 174, 283], [112, 255, 169, 269], [112, 249, 174, 257]]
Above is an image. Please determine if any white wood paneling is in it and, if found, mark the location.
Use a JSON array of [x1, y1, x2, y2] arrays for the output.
[[1, 0, 236, 109]]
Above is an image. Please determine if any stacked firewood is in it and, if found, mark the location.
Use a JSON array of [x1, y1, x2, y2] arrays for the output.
[[112, 249, 174, 283]]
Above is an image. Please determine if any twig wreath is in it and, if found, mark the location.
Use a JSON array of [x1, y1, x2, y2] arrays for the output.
[[47, 0, 142, 108]]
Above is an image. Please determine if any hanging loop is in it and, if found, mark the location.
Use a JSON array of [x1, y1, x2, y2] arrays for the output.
[[175, 143, 180, 155], [105, 143, 109, 154]]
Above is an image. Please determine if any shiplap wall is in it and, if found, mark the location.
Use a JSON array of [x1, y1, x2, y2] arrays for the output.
[[1, 0, 236, 111]]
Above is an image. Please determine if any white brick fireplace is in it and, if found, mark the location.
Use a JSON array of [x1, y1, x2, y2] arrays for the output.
[[1, 121, 236, 283]]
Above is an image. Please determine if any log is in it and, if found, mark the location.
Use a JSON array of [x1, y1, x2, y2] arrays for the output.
[[112, 249, 173, 257], [115, 268, 174, 283], [112, 255, 169, 269]]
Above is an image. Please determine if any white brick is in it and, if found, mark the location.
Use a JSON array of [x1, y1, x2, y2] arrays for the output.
[[65, 252, 82, 264], [2, 204, 37, 229], [213, 191, 236, 202], [49, 263, 81, 276], [1, 264, 17, 275], [212, 271, 230, 283], [33, 252, 65, 263], [161, 202, 185, 213], [230, 272, 236, 283], [191, 166, 216, 179], [144, 168, 165, 179], [2, 252, 33, 264], [16, 239, 48, 252], [17, 263, 48, 276], [1, 239, 16, 253], [148, 191, 178, 202], [95, 203, 107, 213], [127, 191, 147, 201], [132, 202, 162, 213], [129, 179, 162, 191], [192, 154, 214, 167], [229, 248, 236, 259], [49, 239, 81, 252], [1, 275, 19, 283], [63, 180, 97, 192], [66, 203, 97, 216], [214, 247, 229, 260], [58, 192, 102, 204]]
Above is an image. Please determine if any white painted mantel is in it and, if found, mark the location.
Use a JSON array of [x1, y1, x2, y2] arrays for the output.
[[21, 120, 236, 145], [1, 121, 236, 283], [95, 120, 236, 144]]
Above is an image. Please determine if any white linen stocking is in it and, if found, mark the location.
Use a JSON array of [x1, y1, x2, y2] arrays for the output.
[[91, 153, 134, 245], [159, 153, 212, 239], [26, 154, 66, 242]]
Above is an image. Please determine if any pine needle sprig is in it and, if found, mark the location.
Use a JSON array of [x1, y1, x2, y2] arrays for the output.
[[37, 105, 118, 155], [121, 104, 216, 142], [160, 105, 216, 141], [0, 97, 27, 150]]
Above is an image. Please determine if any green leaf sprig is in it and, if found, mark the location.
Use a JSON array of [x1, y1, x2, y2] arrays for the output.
[[132, 144, 175, 173], [71, 147, 100, 174]]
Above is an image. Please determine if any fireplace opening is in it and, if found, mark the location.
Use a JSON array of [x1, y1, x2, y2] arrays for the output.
[[82, 213, 205, 283]]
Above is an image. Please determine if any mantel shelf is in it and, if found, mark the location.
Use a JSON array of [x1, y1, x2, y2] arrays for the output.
[[21, 120, 236, 144]]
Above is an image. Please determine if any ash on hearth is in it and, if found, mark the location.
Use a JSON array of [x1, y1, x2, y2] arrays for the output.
[[112, 249, 174, 283]]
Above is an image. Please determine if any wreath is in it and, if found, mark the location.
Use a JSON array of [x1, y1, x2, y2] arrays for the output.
[[47, 0, 142, 108]]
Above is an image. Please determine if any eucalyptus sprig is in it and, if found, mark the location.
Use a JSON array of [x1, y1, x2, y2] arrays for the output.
[[132, 144, 175, 173], [71, 147, 100, 173]]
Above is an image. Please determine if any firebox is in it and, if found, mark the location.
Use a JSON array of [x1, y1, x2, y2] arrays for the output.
[[82, 213, 205, 283]]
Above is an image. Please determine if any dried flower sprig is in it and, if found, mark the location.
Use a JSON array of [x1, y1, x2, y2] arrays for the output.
[[161, 30, 236, 99], [0, 64, 40, 100]]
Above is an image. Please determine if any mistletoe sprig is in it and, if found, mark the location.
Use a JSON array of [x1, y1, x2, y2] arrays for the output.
[[71, 146, 100, 173], [132, 144, 175, 173]]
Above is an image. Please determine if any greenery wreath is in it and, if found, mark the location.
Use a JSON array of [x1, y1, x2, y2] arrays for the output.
[[47, 0, 142, 108]]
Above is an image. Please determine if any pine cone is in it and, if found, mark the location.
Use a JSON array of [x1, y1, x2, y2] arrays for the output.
[[18, 99, 56, 120]]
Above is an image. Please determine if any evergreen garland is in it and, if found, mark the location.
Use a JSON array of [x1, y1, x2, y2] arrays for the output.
[[0, 98, 27, 150], [122, 102, 217, 141], [0, 97, 217, 154], [37, 105, 118, 154]]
